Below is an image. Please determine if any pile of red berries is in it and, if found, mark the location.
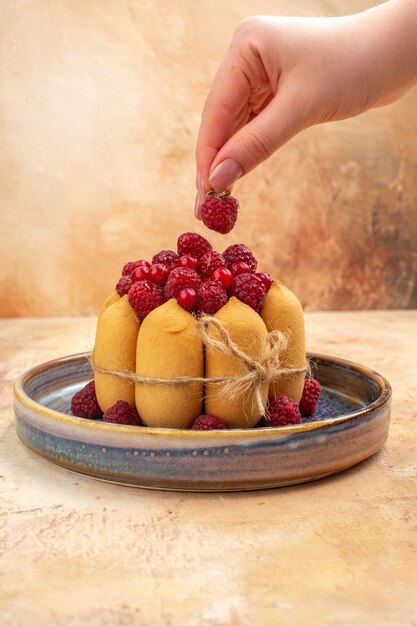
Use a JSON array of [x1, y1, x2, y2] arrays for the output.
[[115, 233, 274, 320]]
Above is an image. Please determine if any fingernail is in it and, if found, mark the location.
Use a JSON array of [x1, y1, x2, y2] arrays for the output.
[[209, 159, 243, 192], [194, 176, 205, 219], [194, 193, 201, 219]]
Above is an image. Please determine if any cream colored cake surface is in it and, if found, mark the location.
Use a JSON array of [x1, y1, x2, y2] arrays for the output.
[[260, 281, 306, 403], [135, 299, 203, 428], [204, 297, 269, 428], [94, 294, 140, 411]]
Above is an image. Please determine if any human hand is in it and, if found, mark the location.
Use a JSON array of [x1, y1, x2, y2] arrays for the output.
[[195, 0, 417, 217]]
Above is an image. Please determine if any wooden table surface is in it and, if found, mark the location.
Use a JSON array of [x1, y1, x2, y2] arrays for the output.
[[1, 312, 416, 626]]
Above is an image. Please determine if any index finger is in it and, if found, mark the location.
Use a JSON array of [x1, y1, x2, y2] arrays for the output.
[[195, 51, 251, 189]]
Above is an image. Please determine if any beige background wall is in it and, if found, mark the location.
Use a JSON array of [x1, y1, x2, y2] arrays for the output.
[[1, 0, 416, 317]]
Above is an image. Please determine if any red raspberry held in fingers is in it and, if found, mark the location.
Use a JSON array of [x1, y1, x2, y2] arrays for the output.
[[177, 255, 199, 270], [197, 280, 227, 315], [198, 251, 226, 279], [152, 250, 179, 271], [177, 288, 198, 311], [164, 267, 202, 300], [230, 261, 252, 277], [264, 396, 302, 427], [149, 263, 170, 285], [191, 415, 227, 430], [71, 381, 103, 420], [256, 272, 274, 292], [211, 267, 233, 289], [223, 244, 257, 272], [299, 379, 321, 417], [128, 280, 165, 319], [177, 232, 212, 259], [115, 275, 132, 297], [131, 265, 150, 282], [103, 400, 143, 426], [229, 273, 266, 312], [201, 192, 238, 234]]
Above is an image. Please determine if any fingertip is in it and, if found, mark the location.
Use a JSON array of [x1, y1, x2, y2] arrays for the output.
[[208, 159, 243, 192], [194, 193, 202, 220]]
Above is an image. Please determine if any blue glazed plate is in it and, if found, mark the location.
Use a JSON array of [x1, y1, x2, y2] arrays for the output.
[[13, 353, 391, 491]]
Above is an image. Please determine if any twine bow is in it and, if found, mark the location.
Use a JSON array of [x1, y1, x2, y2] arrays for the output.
[[92, 315, 308, 415]]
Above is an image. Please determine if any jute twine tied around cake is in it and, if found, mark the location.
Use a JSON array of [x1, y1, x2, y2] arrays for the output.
[[91, 315, 309, 414]]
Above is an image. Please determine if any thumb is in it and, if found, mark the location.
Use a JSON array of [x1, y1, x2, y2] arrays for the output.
[[208, 87, 306, 191]]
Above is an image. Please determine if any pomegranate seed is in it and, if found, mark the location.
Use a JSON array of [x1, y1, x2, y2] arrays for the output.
[[131, 265, 150, 282], [177, 288, 198, 311], [149, 263, 170, 285], [211, 267, 233, 289], [230, 261, 252, 276]]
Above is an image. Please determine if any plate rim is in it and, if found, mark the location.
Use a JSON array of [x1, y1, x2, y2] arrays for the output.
[[13, 351, 392, 440]]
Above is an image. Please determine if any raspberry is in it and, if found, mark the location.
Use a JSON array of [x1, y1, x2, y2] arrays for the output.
[[131, 265, 150, 282], [230, 261, 252, 277], [201, 192, 238, 234], [103, 400, 142, 426], [211, 267, 233, 289], [191, 415, 227, 430], [133, 259, 150, 269], [152, 250, 179, 271], [115, 275, 132, 297], [299, 379, 321, 417], [149, 263, 169, 285], [256, 272, 274, 291], [223, 244, 257, 272], [122, 261, 136, 276], [177, 288, 198, 311], [164, 267, 202, 300], [128, 280, 165, 319], [177, 232, 212, 259], [264, 396, 301, 427], [197, 280, 227, 315], [229, 273, 266, 312], [177, 255, 199, 270], [71, 381, 103, 420], [198, 251, 226, 279]]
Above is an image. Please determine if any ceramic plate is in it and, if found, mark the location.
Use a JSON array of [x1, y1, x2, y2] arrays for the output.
[[13, 353, 391, 491]]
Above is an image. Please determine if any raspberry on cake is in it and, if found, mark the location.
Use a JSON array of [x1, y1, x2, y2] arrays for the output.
[[201, 192, 238, 234], [230, 261, 253, 276], [176, 255, 199, 270], [164, 267, 202, 300], [177, 232, 212, 259], [128, 280, 165, 319], [152, 250, 179, 271], [223, 244, 257, 272], [115, 275, 132, 297], [197, 279, 227, 315], [256, 272, 274, 292], [229, 273, 266, 312], [198, 251, 226, 279]]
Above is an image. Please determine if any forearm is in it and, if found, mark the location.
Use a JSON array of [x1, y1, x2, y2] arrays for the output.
[[351, 0, 417, 105]]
